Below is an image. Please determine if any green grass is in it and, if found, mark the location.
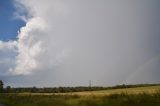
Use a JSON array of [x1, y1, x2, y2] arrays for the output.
[[0, 86, 160, 106]]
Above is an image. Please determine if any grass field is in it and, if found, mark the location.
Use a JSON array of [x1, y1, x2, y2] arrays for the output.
[[72, 85, 160, 96], [0, 85, 160, 106]]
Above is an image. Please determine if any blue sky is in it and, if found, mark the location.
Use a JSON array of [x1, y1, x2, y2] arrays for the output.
[[0, 0, 25, 41]]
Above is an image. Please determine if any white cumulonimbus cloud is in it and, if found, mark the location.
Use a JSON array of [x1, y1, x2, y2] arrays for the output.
[[1, 0, 68, 76], [9, 17, 47, 75]]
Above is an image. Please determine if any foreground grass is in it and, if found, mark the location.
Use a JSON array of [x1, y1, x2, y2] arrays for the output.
[[0, 91, 160, 106], [0, 86, 160, 106]]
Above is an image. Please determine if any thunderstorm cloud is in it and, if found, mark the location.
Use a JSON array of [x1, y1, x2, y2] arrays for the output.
[[0, 0, 160, 87]]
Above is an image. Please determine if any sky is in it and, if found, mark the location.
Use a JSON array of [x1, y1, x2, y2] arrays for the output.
[[0, 0, 160, 87], [0, 0, 25, 41]]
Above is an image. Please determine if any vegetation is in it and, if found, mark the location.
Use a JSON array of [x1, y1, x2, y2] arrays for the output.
[[0, 80, 160, 106], [2, 83, 160, 93], [0, 80, 3, 93], [0, 91, 160, 106]]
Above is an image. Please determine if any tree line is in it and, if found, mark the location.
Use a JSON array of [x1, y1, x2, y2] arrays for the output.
[[0, 80, 159, 93]]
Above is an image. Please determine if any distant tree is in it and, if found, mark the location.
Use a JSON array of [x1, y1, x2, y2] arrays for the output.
[[30, 86, 37, 93], [0, 80, 4, 93], [6, 86, 11, 93]]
